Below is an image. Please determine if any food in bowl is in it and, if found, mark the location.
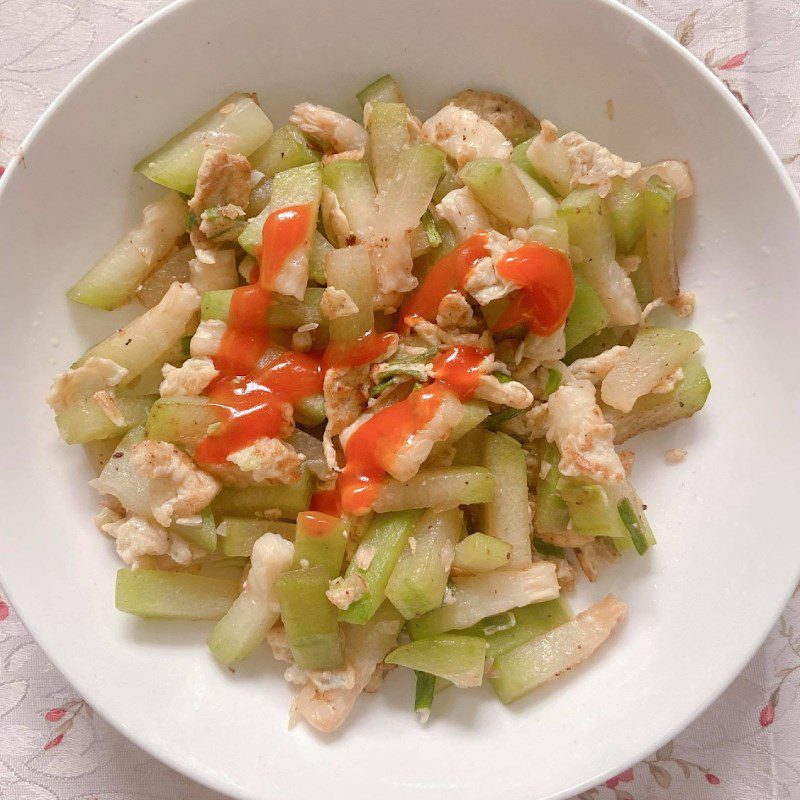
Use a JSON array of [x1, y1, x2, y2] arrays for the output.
[[46, 74, 709, 731]]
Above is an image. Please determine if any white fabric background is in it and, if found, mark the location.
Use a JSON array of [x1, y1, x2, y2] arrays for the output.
[[1, 1, 799, 798]]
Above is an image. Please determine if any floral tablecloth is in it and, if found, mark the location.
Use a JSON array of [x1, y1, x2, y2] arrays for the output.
[[1, 1, 799, 798]]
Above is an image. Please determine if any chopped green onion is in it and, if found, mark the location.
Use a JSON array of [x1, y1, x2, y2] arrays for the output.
[[390, 347, 438, 365], [617, 498, 650, 555], [495, 372, 513, 384], [422, 211, 442, 248], [414, 670, 435, 723], [544, 368, 562, 398], [482, 407, 524, 431], [370, 377, 400, 398], [373, 363, 428, 384]]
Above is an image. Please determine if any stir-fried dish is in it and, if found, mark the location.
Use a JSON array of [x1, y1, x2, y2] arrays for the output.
[[48, 75, 710, 731]]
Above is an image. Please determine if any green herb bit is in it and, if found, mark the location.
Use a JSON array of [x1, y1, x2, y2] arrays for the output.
[[482, 407, 525, 431], [544, 368, 562, 398], [414, 670, 436, 723], [617, 498, 649, 555]]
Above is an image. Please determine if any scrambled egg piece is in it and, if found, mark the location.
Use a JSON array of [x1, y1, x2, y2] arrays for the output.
[[463, 230, 525, 306], [189, 149, 251, 213], [582, 341, 683, 400], [227, 437, 306, 484], [576, 537, 621, 582], [159, 357, 219, 397], [289, 103, 367, 152], [130, 440, 221, 526], [320, 287, 359, 321], [291, 329, 314, 353], [619, 449, 636, 476], [421, 104, 512, 167], [549, 554, 577, 593], [320, 185, 353, 248], [324, 366, 370, 437], [340, 388, 464, 484], [130, 194, 188, 265], [665, 448, 687, 464], [326, 574, 368, 611], [527, 120, 640, 199], [519, 326, 567, 365], [547, 380, 625, 484], [635, 160, 694, 199], [652, 366, 685, 394], [238, 254, 257, 282], [103, 514, 193, 569], [190, 319, 228, 359], [245, 531, 295, 611], [669, 290, 696, 318], [273, 241, 313, 301], [189, 147, 251, 245], [321, 149, 365, 165], [560, 130, 640, 198], [283, 662, 357, 693], [91, 389, 125, 427], [569, 345, 628, 385], [436, 291, 475, 329], [198, 204, 246, 243], [266, 625, 293, 663], [188, 249, 238, 293], [406, 317, 492, 350], [47, 357, 128, 414], [533, 526, 593, 549], [322, 365, 371, 470], [435, 187, 491, 242], [368, 229, 416, 295], [290, 611, 403, 732], [449, 89, 539, 145], [381, 389, 463, 482], [474, 374, 533, 409]]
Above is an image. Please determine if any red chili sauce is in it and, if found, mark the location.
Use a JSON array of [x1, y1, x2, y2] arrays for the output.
[[492, 243, 574, 335], [195, 205, 322, 464]]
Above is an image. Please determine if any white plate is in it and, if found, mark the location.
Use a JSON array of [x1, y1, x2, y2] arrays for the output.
[[1, 0, 798, 798]]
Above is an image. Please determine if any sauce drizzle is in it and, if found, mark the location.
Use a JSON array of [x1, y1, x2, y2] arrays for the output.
[[196, 352, 322, 464], [323, 330, 397, 371], [195, 204, 321, 464], [310, 489, 342, 517], [338, 384, 451, 514], [492, 243, 575, 335], [399, 231, 489, 324], [432, 345, 488, 401], [196, 213, 573, 510]]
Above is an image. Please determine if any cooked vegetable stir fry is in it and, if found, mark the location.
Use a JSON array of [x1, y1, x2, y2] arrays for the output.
[[48, 77, 709, 732]]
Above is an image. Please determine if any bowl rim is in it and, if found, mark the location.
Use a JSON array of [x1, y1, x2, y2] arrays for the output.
[[1, 0, 799, 798]]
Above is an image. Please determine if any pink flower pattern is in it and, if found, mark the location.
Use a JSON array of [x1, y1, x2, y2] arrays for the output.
[[1, 1, 800, 799], [718, 50, 749, 70]]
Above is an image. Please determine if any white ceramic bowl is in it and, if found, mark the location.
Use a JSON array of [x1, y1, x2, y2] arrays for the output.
[[1, 0, 799, 798]]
